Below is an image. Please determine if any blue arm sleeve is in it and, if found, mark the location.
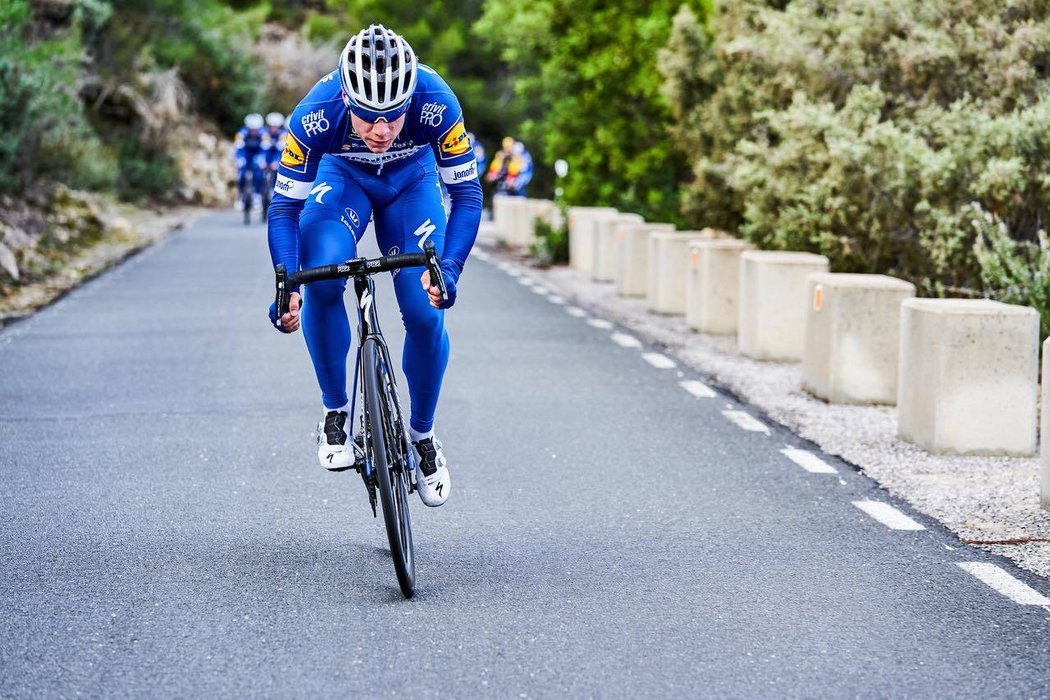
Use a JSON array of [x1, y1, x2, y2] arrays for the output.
[[442, 177, 483, 280], [268, 193, 305, 288]]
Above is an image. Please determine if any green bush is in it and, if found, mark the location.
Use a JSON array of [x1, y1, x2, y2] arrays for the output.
[[0, 0, 114, 195], [531, 217, 569, 267], [476, 0, 712, 220], [659, 0, 1050, 301]]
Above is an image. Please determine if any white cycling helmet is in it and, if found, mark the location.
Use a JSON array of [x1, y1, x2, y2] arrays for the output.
[[244, 113, 264, 130], [338, 24, 418, 116], [265, 112, 285, 128]]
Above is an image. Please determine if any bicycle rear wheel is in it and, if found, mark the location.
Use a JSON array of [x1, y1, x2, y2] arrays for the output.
[[362, 338, 416, 598]]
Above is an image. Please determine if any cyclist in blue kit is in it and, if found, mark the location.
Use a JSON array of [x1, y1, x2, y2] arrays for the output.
[[266, 24, 482, 507]]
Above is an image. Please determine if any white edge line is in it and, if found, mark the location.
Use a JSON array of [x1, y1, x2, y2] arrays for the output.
[[642, 352, 676, 369], [721, 410, 770, 434], [780, 447, 838, 474], [587, 319, 614, 330], [611, 332, 642, 348], [679, 379, 716, 399], [852, 500, 925, 531], [957, 562, 1050, 606]]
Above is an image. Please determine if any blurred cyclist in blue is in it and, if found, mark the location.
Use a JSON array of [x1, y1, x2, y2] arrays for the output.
[[504, 141, 533, 196], [234, 113, 270, 205], [266, 24, 482, 507], [263, 112, 287, 171], [468, 132, 486, 180]]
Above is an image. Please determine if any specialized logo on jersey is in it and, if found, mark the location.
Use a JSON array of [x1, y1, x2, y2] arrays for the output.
[[439, 120, 470, 158], [280, 134, 310, 173], [301, 109, 330, 137], [320, 70, 336, 83], [420, 102, 447, 128]]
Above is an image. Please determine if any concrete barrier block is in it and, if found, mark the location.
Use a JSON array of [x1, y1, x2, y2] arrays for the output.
[[616, 223, 675, 297], [567, 207, 617, 272], [897, 299, 1038, 456], [802, 273, 916, 404], [686, 238, 754, 334], [497, 196, 529, 245], [592, 213, 644, 282], [492, 194, 514, 240], [647, 231, 704, 314], [1042, 338, 1050, 510], [738, 251, 830, 361]]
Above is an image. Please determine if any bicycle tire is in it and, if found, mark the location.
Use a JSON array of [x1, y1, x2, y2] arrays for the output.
[[242, 188, 252, 225], [362, 338, 416, 598]]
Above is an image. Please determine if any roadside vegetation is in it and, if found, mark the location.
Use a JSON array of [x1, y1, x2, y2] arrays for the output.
[[5, 0, 1050, 328]]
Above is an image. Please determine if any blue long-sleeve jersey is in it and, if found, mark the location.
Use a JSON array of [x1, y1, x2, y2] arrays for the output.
[[267, 65, 483, 278]]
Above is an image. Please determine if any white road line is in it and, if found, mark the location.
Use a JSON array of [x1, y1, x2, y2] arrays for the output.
[[548, 295, 566, 305], [642, 352, 676, 369], [517, 277, 534, 286], [957, 562, 1050, 606], [507, 268, 522, 277], [496, 262, 511, 272], [679, 379, 716, 399], [587, 318, 613, 330], [566, 307, 587, 318], [722, 410, 770, 434], [473, 250, 490, 261], [611, 332, 642, 348], [852, 500, 925, 530], [531, 286, 550, 296], [780, 447, 838, 474]]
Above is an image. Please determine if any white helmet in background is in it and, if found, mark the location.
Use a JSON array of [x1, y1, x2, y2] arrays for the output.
[[339, 24, 418, 117], [265, 112, 285, 128], [244, 113, 264, 130]]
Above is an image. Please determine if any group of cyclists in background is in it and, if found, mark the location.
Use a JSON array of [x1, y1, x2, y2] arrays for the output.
[[233, 112, 288, 223], [233, 117, 533, 215]]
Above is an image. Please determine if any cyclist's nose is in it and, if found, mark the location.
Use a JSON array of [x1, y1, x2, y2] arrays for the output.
[[373, 121, 391, 138]]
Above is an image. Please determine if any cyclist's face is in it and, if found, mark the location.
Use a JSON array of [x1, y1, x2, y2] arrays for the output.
[[350, 113, 406, 153]]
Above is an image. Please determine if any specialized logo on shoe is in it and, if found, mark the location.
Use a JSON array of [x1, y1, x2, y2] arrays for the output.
[[280, 134, 310, 173], [439, 119, 470, 159], [327, 454, 334, 463], [412, 219, 436, 250], [435, 483, 444, 496]]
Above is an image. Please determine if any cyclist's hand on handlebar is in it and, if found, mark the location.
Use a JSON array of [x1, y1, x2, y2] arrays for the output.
[[421, 263, 458, 310], [268, 291, 302, 333]]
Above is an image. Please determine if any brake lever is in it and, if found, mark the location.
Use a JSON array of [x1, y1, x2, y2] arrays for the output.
[[423, 241, 448, 303], [275, 264, 289, 315]]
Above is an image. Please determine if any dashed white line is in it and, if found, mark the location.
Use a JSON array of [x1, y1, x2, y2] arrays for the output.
[[566, 307, 587, 318], [611, 332, 642, 348], [517, 277, 534, 286], [780, 447, 838, 474], [507, 268, 523, 277], [642, 352, 676, 369], [548, 295, 566, 305], [587, 318, 614, 330], [722, 410, 770, 434], [957, 562, 1050, 606], [473, 250, 490, 262], [852, 500, 925, 531], [531, 286, 550, 296], [679, 379, 716, 399]]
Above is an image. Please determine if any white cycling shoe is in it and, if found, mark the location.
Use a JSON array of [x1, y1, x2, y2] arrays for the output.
[[317, 410, 354, 471], [412, 437, 451, 507]]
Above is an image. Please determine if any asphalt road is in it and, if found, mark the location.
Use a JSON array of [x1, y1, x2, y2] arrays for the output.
[[2, 212, 1050, 697]]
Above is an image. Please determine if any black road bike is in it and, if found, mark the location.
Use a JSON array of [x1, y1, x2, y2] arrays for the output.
[[274, 241, 448, 599]]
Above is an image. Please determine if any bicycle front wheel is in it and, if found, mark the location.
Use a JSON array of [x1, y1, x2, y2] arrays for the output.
[[362, 337, 416, 598]]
